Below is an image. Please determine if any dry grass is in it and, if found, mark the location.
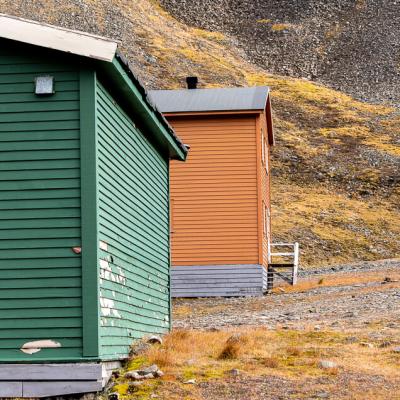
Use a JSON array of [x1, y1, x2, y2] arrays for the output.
[[271, 23, 291, 31], [218, 341, 242, 360], [262, 356, 279, 368], [257, 18, 272, 24], [111, 326, 400, 399], [218, 334, 249, 359], [272, 267, 400, 294]]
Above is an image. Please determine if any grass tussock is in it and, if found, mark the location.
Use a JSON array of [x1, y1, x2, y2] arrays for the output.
[[218, 334, 248, 359], [262, 357, 279, 368], [271, 23, 291, 31]]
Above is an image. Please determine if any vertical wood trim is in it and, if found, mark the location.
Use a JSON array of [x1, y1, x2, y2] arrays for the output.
[[267, 135, 272, 246], [167, 162, 172, 330], [255, 115, 263, 265], [80, 68, 99, 357]]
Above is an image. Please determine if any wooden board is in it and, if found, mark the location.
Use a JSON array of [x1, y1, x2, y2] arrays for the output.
[[0, 363, 101, 380], [0, 382, 23, 397], [168, 115, 259, 267], [23, 381, 102, 397], [0, 363, 103, 397], [0, 41, 83, 361], [171, 264, 264, 297]]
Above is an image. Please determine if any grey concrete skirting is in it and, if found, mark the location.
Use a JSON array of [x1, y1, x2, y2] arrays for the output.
[[171, 264, 267, 297]]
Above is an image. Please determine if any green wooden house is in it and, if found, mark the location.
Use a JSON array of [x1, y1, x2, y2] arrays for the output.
[[0, 14, 187, 398]]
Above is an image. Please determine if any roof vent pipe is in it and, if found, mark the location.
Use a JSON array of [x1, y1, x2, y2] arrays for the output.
[[186, 76, 198, 89]]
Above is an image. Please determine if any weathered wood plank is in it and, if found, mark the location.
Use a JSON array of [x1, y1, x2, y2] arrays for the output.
[[23, 380, 102, 397], [0, 381, 22, 397], [171, 264, 264, 297], [0, 363, 101, 380], [172, 264, 261, 271], [172, 290, 262, 298], [173, 281, 263, 289]]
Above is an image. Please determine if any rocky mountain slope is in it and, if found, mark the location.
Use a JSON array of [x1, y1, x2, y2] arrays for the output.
[[0, 0, 399, 266], [160, 0, 400, 105]]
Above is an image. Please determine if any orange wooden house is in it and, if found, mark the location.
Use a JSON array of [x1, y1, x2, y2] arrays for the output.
[[149, 83, 275, 297]]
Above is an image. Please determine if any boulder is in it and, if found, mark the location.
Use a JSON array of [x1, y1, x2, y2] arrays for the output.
[[318, 360, 337, 369], [147, 335, 163, 345]]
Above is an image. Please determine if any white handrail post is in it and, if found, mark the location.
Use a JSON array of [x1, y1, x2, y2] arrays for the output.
[[267, 241, 272, 264], [292, 242, 299, 285]]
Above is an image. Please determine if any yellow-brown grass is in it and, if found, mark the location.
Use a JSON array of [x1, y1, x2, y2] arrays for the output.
[[113, 326, 400, 399], [272, 267, 400, 294]]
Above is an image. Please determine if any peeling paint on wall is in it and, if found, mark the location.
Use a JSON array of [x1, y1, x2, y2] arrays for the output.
[[99, 241, 108, 251], [100, 258, 126, 285], [20, 340, 61, 354], [100, 297, 122, 319]]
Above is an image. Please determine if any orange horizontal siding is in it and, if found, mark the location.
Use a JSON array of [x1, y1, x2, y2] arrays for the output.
[[168, 114, 259, 266], [259, 113, 272, 268]]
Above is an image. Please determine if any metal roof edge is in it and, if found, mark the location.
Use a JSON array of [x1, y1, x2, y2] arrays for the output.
[[0, 13, 118, 62], [111, 54, 188, 160], [149, 86, 271, 113], [252, 86, 270, 112]]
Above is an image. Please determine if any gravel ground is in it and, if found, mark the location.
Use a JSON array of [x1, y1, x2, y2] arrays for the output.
[[173, 259, 400, 333], [299, 258, 400, 277], [198, 372, 400, 400]]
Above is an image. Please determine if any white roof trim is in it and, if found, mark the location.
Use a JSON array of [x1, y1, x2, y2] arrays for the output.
[[0, 14, 118, 62]]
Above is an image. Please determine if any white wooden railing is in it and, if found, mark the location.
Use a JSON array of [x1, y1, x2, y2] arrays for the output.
[[267, 242, 300, 285]]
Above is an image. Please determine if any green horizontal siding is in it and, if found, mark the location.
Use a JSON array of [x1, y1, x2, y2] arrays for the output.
[[0, 41, 82, 361], [96, 81, 170, 360]]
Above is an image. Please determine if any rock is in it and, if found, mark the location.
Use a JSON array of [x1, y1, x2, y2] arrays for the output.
[[314, 392, 329, 399], [360, 342, 374, 348], [379, 341, 393, 348], [147, 335, 163, 345], [343, 311, 356, 318], [345, 336, 359, 344], [229, 368, 240, 376], [382, 277, 399, 284], [126, 365, 163, 380], [314, 325, 321, 331], [318, 360, 337, 369], [138, 365, 159, 375], [125, 371, 143, 380], [392, 347, 400, 353], [183, 379, 196, 384], [108, 393, 119, 400], [154, 370, 164, 378]]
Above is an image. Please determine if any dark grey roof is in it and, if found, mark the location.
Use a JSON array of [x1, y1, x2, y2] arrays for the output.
[[148, 86, 269, 113]]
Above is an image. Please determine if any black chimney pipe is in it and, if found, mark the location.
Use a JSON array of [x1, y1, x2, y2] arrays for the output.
[[186, 76, 198, 89]]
